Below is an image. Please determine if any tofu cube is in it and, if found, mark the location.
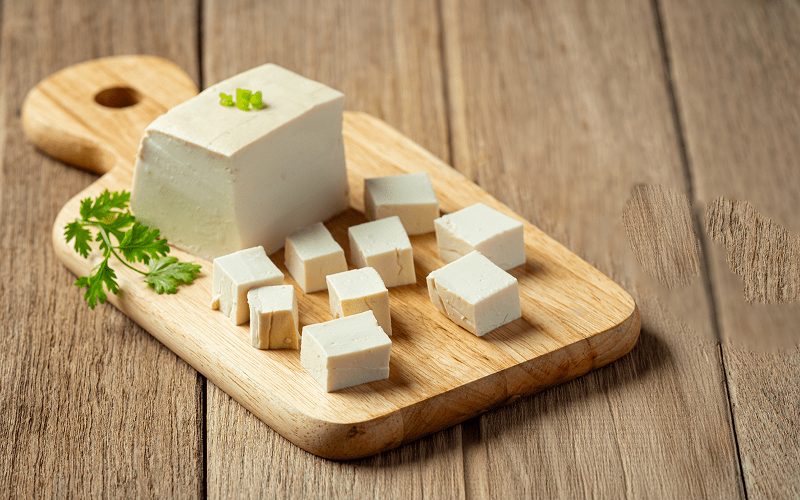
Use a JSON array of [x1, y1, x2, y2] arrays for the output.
[[131, 64, 349, 260], [300, 311, 392, 392], [426, 251, 521, 337], [326, 267, 392, 336], [211, 246, 284, 325], [364, 172, 439, 235], [348, 216, 415, 287], [284, 222, 347, 293], [434, 203, 525, 270], [247, 285, 299, 350]]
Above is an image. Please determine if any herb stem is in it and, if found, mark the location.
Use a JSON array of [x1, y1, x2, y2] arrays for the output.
[[95, 224, 147, 276]]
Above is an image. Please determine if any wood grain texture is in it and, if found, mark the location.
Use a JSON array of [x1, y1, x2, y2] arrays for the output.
[[202, 0, 461, 496], [0, 0, 204, 498], [623, 184, 700, 289], [706, 197, 800, 306], [441, 0, 745, 497], [661, 0, 800, 496], [24, 53, 640, 462]]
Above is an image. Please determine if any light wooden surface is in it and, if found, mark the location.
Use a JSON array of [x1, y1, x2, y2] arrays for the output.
[[2, 0, 798, 497], [22, 55, 639, 460]]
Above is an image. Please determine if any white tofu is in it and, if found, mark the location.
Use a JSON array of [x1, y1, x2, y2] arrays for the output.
[[300, 311, 392, 392], [247, 285, 299, 350], [364, 172, 439, 235], [348, 216, 416, 287], [131, 64, 349, 260], [426, 251, 521, 337], [284, 222, 347, 293], [326, 267, 392, 336], [434, 203, 525, 270], [211, 246, 284, 325]]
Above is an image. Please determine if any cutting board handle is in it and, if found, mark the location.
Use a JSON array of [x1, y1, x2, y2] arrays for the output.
[[22, 55, 198, 176]]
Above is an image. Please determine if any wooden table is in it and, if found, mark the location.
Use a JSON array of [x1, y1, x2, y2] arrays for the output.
[[2, 0, 797, 498]]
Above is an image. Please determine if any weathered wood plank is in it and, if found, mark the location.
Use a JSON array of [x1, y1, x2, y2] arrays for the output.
[[441, 0, 744, 497], [661, 0, 800, 496], [202, 0, 461, 497], [0, 0, 204, 497]]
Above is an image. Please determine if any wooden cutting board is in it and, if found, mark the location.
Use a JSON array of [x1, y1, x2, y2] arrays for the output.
[[22, 55, 640, 460]]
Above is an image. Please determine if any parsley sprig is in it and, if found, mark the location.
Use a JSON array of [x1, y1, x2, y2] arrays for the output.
[[64, 190, 201, 309]]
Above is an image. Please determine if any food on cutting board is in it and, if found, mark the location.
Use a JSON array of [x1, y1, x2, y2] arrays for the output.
[[427, 251, 521, 337], [434, 202, 525, 271], [248, 285, 300, 350], [284, 222, 347, 293], [120, 61, 525, 385], [300, 310, 392, 392], [130, 63, 349, 261], [348, 216, 416, 287], [327, 267, 392, 336], [364, 172, 439, 235], [64, 189, 201, 309], [211, 246, 284, 325]]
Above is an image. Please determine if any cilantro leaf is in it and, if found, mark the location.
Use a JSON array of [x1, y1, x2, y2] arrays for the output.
[[79, 190, 130, 221], [96, 211, 136, 252], [117, 222, 169, 264], [64, 220, 93, 258], [145, 257, 202, 294], [65, 190, 200, 308], [74, 259, 119, 309]]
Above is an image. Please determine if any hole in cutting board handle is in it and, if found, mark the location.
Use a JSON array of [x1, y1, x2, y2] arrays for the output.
[[94, 86, 142, 108]]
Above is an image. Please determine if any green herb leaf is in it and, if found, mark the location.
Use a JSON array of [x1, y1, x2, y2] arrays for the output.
[[117, 222, 169, 264], [79, 190, 130, 221], [65, 190, 201, 308], [64, 220, 93, 258], [145, 256, 202, 294], [74, 259, 119, 310]]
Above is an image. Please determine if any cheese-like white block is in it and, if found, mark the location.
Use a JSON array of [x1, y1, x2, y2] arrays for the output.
[[300, 311, 392, 392], [364, 172, 439, 235], [284, 222, 347, 293], [247, 285, 299, 350], [426, 251, 521, 337], [131, 64, 349, 260], [348, 216, 415, 287], [211, 246, 284, 325], [434, 203, 525, 270], [326, 267, 392, 336]]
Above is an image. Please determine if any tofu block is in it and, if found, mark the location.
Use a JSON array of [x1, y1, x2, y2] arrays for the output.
[[131, 64, 349, 260], [247, 285, 299, 350], [434, 203, 525, 270], [364, 172, 439, 235], [300, 311, 392, 392], [348, 216, 416, 288], [326, 267, 392, 336], [284, 222, 347, 293], [426, 251, 521, 337], [211, 246, 284, 325]]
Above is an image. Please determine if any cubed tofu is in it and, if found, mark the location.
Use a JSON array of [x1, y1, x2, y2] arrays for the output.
[[247, 285, 299, 349], [300, 311, 392, 392], [131, 64, 349, 260], [426, 251, 521, 337], [434, 203, 525, 270], [326, 267, 392, 336], [284, 222, 347, 293], [348, 216, 415, 287], [364, 172, 439, 235], [211, 246, 284, 325]]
